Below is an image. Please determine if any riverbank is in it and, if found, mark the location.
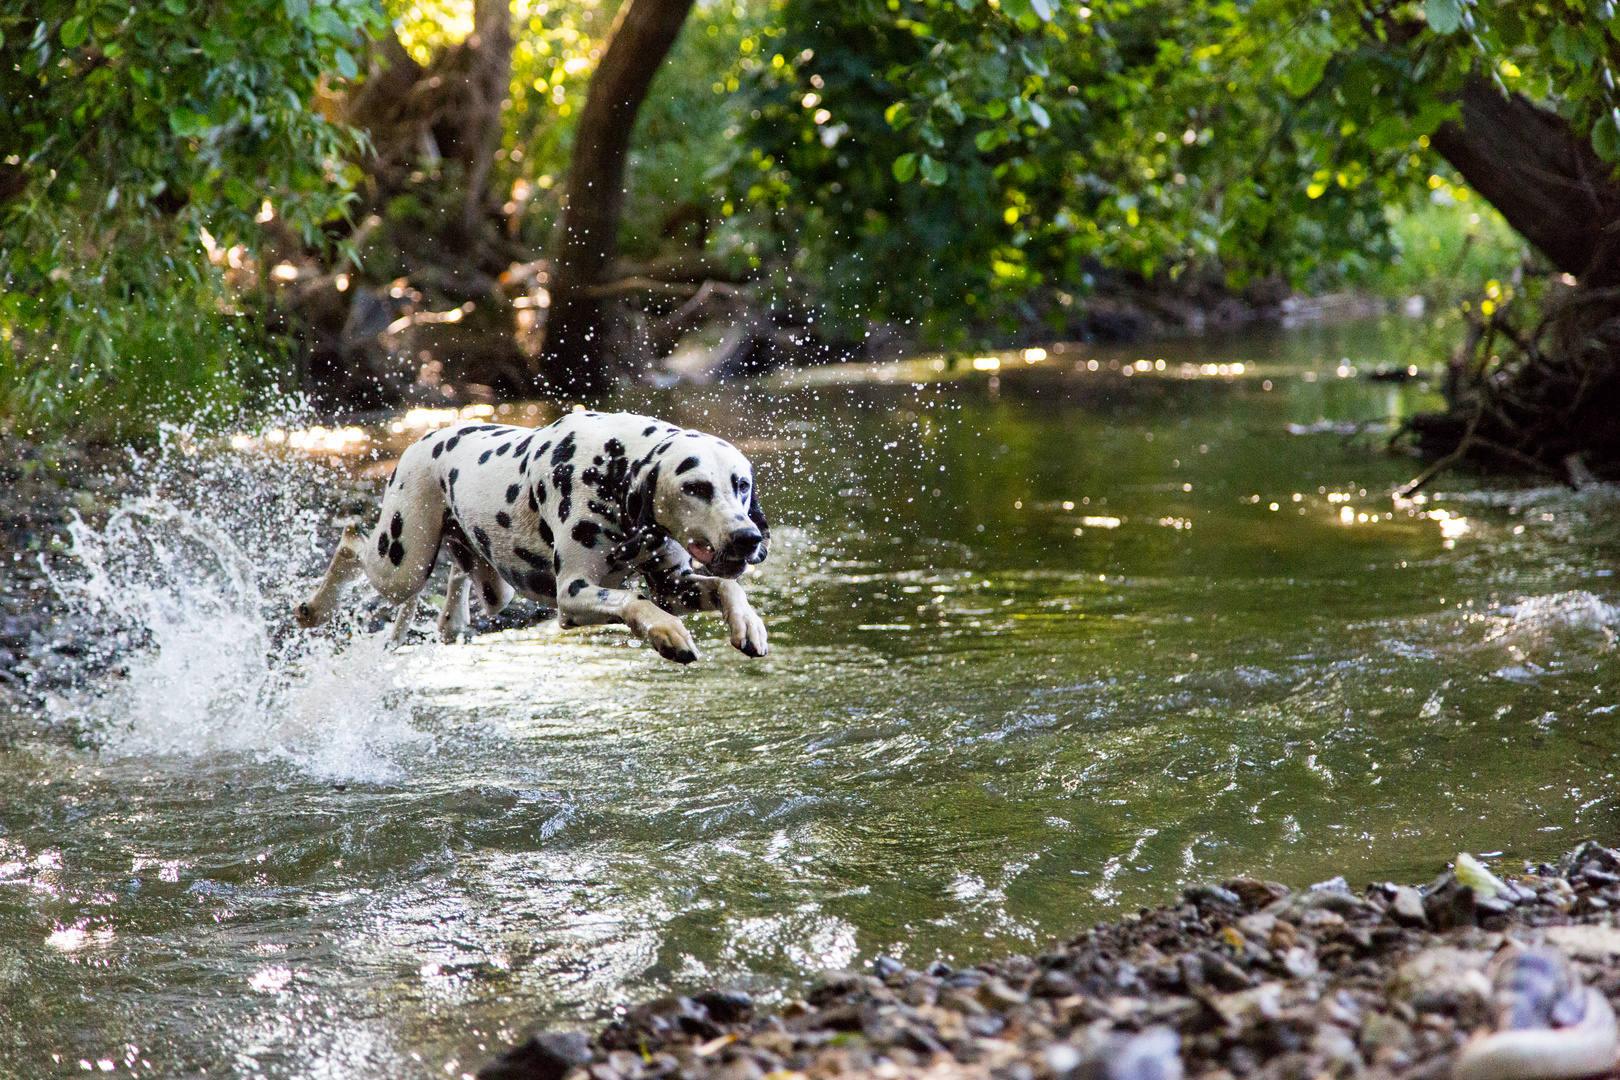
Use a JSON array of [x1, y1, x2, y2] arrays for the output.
[[478, 842, 1620, 1080], [0, 437, 136, 732]]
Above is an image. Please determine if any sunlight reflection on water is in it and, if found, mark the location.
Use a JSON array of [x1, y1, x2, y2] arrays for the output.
[[4, 319, 1620, 1076]]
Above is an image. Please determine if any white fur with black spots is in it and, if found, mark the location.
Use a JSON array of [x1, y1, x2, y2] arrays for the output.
[[294, 411, 771, 662]]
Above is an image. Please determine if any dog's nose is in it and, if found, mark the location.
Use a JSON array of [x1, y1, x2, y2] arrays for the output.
[[725, 528, 763, 561]]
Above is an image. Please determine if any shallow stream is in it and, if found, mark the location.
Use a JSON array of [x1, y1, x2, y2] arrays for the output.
[[2, 317, 1618, 1078]]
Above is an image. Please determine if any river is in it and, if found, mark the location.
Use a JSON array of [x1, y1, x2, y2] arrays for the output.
[[2, 316, 1617, 1078]]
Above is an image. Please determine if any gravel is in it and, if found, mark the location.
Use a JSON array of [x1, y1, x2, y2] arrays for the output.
[[477, 841, 1620, 1080]]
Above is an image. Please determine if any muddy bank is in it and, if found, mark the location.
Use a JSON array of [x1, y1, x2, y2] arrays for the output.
[[479, 842, 1620, 1080]]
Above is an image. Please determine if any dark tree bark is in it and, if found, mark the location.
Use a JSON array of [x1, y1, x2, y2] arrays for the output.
[[539, 0, 698, 396], [1429, 76, 1620, 285]]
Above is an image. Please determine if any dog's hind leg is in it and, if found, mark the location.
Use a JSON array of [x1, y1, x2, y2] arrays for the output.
[[437, 567, 471, 643], [387, 592, 420, 646], [295, 525, 366, 627]]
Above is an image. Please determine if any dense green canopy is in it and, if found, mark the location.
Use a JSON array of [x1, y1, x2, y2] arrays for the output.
[[3, 0, 1618, 433]]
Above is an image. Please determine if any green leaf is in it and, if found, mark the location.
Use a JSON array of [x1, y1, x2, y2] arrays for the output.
[[975, 129, 1004, 152], [169, 107, 208, 137], [1019, 48, 1050, 78], [333, 46, 358, 80], [59, 16, 87, 48], [919, 154, 948, 184], [983, 100, 1007, 120], [884, 101, 910, 128], [1365, 115, 1408, 151], [1594, 111, 1620, 163], [892, 152, 917, 182], [1424, 0, 1463, 34], [223, 176, 258, 211]]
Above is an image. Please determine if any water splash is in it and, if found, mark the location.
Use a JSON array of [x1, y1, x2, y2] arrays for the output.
[[43, 433, 432, 784]]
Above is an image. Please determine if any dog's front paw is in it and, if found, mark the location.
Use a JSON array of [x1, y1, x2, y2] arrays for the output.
[[294, 601, 323, 628], [646, 618, 699, 664], [727, 606, 769, 658]]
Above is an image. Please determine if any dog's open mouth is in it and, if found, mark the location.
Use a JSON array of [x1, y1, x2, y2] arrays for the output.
[[686, 539, 716, 565]]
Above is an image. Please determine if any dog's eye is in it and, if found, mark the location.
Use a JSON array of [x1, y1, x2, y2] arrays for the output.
[[736, 478, 750, 494]]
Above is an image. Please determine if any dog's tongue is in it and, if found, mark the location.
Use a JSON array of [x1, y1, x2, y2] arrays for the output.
[[687, 539, 715, 565]]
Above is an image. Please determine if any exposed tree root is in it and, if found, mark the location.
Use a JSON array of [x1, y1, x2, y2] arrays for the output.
[[1396, 282, 1620, 494]]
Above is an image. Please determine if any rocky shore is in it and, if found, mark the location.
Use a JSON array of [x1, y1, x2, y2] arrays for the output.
[[478, 843, 1620, 1080], [0, 438, 136, 731]]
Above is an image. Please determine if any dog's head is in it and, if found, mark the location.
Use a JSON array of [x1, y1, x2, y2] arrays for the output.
[[628, 434, 769, 578]]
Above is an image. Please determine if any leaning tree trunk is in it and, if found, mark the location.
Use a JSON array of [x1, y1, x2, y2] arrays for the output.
[[1428, 76, 1620, 286], [539, 0, 698, 397], [1399, 76, 1620, 486]]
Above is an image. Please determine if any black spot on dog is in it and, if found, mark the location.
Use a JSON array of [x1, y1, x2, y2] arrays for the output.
[[597, 588, 611, 601], [539, 519, 554, 546], [473, 526, 491, 554], [538, 441, 550, 456], [483, 582, 499, 607], [390, 512, 404, 538], [675, 456, 700, 475], [553, 552, 562, 572], [448, 467, 459, 488], [535, 483, 546, 505], [572, 520, 602, 548], [654, 440, 673, 455], [388, 541, 406, 566], [439, 478, 446, 492], [567, 578, 588, 597], [526, 570, 555, 596], [445, 435, 461, 451], [514, 545, 548, 566], [593, 455, 604, 466], [528, 489, 540, 513], [515, 436, 533, 455], [432, 442, 444, 458], [553, 465, 573, 521], [479, 449, 493, 465], [682, 479, 715, 502], [506, 483, 521, 504], [642, 425, 656, 436], [377, 531, 390, 557], [551, 433, 577, 465], [495, 511, 511, 529], [496, 442, 511, 456]]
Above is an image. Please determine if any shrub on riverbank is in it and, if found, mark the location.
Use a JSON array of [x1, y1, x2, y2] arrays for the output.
[[0, 211, 285, 441]]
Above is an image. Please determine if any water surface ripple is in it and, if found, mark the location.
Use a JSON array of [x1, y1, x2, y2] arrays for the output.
[[3, 319, 1618, 1077]]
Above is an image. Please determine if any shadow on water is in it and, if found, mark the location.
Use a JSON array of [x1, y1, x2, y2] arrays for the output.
[[3, 316, 1620, 1077]]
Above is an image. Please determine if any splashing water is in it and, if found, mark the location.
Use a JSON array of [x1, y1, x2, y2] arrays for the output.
[[44, 439, 433, 784]]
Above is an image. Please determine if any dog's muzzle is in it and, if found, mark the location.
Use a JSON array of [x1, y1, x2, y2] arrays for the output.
[[706, 528, 764, 577]]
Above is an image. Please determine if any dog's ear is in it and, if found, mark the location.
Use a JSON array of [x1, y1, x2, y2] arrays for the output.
[[627, 464, 660, 533], [746, 485, 770, 563]]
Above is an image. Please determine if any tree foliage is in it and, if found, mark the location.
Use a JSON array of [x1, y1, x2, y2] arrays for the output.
[[718, 0, 1620, 334], [0, 0, 384, 435]]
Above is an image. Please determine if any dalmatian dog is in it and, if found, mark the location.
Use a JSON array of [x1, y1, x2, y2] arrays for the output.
[[294, 411, 770, 663]]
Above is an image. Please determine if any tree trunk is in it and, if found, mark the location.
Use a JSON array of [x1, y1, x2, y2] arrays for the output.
[[1428, 76, 1620, 285], [539, 0, 698, 397]]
